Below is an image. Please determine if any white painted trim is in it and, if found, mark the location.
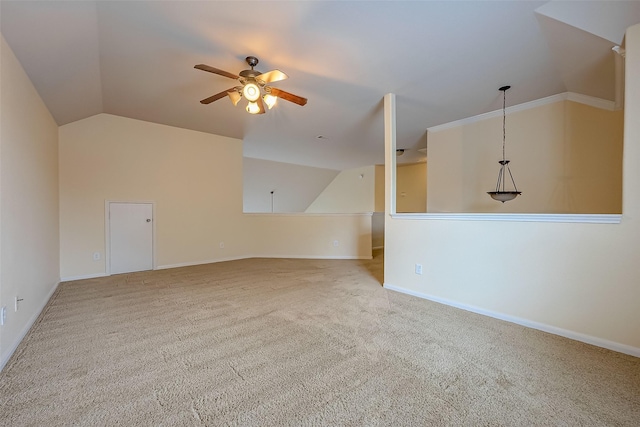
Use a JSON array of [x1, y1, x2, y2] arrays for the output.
[[252, 255, 372, 260], [383, 283, 640, 358], [60, 272, 109, 282], [612, 46, 625, 111], [1, 281, 60, 372], [69, 252, 373, 276], [157, 254, 372, 270], [390, 213, 622, 224], [243, 212, 373, 217], [427, 92, 616, 134], [156, 256, 251, 270], [565, 93, 616, 111]]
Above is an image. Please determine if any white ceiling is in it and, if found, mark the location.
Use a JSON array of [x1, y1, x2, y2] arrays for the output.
[[2, 1, 638, 170]]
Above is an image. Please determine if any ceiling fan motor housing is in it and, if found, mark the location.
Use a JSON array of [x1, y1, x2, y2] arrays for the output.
[[239, 69, 261, 80]]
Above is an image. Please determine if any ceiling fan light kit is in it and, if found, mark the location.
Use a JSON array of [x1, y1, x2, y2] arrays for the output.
[[195, 56, 307, 115], [263, 93, 277, 109], [242, 83, 260, 102], [246, 101, 260, 114], [487, 85, 522, 203]]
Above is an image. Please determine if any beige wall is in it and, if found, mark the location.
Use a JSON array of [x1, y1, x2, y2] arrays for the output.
[[396, 162, 427, 213], [59, 114, 371, 280], [427, 100, 623, 214], [59, 114, 248, 278], [1, 36, 60, 367], [371, 212, 385, 249], [564, 102, 623, 213], [374, 165, 385, 212], [243, 157, 338, 213], [384, 24, 640, 355], [247, 213, 372, 259], [305, 165, 375, 213]]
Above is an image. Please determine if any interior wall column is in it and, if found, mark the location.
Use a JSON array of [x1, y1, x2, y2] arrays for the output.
[[383, 93, 397, 283]]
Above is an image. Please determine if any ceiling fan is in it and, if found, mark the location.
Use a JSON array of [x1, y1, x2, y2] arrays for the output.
[[194, 56, 308, 114]]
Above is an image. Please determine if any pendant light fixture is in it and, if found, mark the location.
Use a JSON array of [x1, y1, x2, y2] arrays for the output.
[[487, 85, 522, 203]]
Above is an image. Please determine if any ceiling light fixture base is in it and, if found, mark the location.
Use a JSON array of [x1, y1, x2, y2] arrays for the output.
[[245, 56, 259, 68]]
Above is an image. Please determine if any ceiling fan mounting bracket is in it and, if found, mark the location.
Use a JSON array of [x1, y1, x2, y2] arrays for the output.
[[246, 56, 259, 69]]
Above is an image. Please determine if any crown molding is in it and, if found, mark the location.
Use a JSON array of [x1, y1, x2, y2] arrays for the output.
[[427, 92, 616, 134], [566, 93, 616, 111]]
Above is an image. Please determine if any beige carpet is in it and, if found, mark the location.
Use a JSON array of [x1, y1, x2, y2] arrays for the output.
[[1, 251, 639, 426]]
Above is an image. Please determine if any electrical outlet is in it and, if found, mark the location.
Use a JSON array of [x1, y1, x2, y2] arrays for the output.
[[219, 242, 225, 249], [0, 306, 6, 326], [415, 264, 423, 275], [333, 240, 339, 247], [14, 296, 23, 312], [93, 252, 101, 261]]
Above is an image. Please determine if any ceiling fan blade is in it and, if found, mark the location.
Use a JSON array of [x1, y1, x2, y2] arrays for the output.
[[268, 87, 308, 106], [194, 64, 239, 80], [256, 69, 288, 84], [200, 88, 237, 104], [228, 89, 242, 106]]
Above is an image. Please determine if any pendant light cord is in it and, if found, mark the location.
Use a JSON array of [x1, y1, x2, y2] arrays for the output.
[[502, 89, 506, 162]]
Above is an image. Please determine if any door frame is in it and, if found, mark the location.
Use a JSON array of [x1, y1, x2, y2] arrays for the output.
[[105, 200, 156, 276]]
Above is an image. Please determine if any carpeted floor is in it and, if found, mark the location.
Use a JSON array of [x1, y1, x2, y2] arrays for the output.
[[1, 251, 639, 426]]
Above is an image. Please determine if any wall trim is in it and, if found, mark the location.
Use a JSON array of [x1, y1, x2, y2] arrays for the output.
[[427, 92, 616, 133], [60, 272, 108, 282], [67, 254, 373, 277], [1, 281, 60, 372], [157, 254, 372, 270], [566, 92, 617, 111], [243, 212, 373, 217], [383, 283, 640, 358], [157, 256, 250, 270], [391, 213, 622, 224], [252, 254, 373, 260]]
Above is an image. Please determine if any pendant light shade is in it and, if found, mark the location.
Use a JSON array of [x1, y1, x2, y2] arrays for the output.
[[487, 85, 521, 203]]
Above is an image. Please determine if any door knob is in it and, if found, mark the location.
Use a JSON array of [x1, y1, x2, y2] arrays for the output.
[[146, 219, 151, 222]]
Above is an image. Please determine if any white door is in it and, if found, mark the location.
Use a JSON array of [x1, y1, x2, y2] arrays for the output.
[[109, 202, 153, 274]]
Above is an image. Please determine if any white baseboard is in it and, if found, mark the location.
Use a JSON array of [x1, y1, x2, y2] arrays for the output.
[[158, 254, 373, 270], [157, 256, 250, 270], [1, 280, 60, 372], [253, 254, 372, 260], [66, 255, 373, 277], [60, 272, 108, 282], [383, 283, 640, 358]]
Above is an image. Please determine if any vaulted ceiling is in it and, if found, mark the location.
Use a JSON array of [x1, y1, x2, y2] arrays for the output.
[[2, 1, 638, 170]]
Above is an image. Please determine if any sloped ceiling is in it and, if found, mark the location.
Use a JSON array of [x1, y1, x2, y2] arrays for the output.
[[1, 1, 638, 170]]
